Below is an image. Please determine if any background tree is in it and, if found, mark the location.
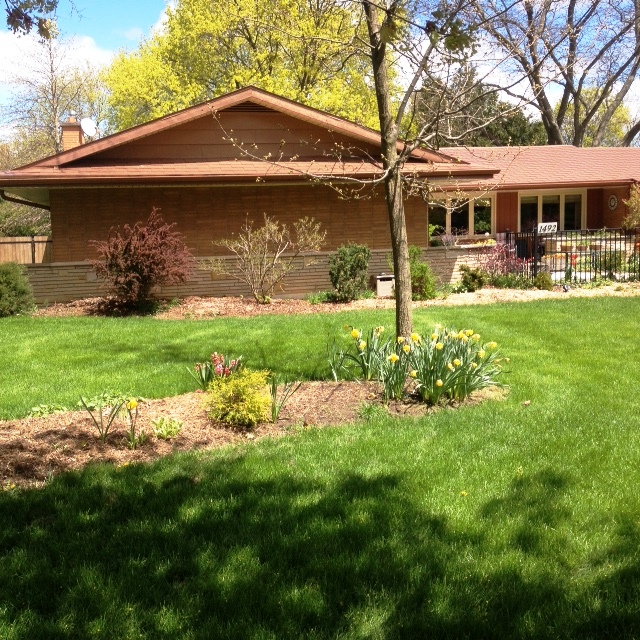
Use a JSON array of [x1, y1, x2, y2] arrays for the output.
[[0, 133, 51, 235], [555, 89, 634, 147], [104, 0, 381, 130], [2, 33, 111, 155], [470, 0, 640, 146], [4, 0, 57, 37], [414, 65, 546, 146]]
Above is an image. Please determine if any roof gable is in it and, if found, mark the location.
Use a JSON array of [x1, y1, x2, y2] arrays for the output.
[[29, 86, 451, 169]]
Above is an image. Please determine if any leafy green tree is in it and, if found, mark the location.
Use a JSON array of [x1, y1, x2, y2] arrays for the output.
[[104, 0, 381, 130]]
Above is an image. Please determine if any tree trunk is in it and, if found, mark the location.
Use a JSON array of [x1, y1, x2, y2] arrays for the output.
[[363, 0, 413, 337]]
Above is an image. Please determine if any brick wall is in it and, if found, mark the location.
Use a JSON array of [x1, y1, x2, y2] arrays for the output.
[[24, 248, 481, 304], [49, 184, 430, 263]]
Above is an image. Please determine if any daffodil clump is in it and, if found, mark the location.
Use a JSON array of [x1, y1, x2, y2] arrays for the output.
[[408, 326, 507, 404], [330, 324, 507, 404]]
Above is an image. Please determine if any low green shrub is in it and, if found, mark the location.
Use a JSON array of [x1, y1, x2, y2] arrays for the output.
[[151, 416, 183, 439], [0, 262, 34, 317], [491, 273, 535, 289], [533, 271, 554, 291], [328, 243, 371, 302], [205, 369, 270, 427], [456, 265, 487, 293], [409, 246, 437, 300]]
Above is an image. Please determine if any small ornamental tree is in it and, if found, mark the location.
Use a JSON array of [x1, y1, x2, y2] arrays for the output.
[[329, 243, 372, 302], [622, 184, 640, 231], [91, 208, 193, 311], [212, 215, 326, 303]]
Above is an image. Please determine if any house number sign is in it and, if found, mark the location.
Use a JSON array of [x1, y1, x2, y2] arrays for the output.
[[537, 222, 558, 233]]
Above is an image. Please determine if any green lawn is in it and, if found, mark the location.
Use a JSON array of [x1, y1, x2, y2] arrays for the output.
[[1, 297, 640, 638]]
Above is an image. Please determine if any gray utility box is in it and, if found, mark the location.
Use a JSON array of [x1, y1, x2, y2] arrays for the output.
[[376, 274, 395, 297]]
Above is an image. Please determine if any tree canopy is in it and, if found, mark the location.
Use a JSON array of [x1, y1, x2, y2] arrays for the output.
[[4, 0, 57, 38], [470, 0, 640, 146], [104, 0, 382, 130]]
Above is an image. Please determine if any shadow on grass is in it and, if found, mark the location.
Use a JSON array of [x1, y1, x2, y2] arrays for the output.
[[0, 456, 639, 639]]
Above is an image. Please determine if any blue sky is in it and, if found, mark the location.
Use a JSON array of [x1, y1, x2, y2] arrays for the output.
[[51, 0, 168, 52]]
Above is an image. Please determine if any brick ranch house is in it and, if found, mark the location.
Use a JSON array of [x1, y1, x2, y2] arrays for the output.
[[1, 86, 638, 303]]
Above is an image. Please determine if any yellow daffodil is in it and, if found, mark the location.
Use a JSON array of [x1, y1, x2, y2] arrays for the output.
[[397, 336, 405, 343], [435, 342, 444, 350], [351, 329, 361, 339], [402, 344, 411, 354], [471, 362, 478, 369], [472, 334, 481, 342], [505, 358, 511, 364], [431, 333, 439, 340], [461, 335, 469, 343], [436, 379, 443, 387], [478, 350, 486, 359], [410, 370, 417, 378], [126, 399, 137, 411], [358, 340, 367, 351], [453, 359, 461, 367], [375, 326, 385, 335], [435, 323, 442, 331], [447, 362, 455, 371], [465, 329, 474, 336], [388, 353, 400, 363], [457, 331, 466, 340], [486, 341, 498, 349], [410, 332, 421, 343]]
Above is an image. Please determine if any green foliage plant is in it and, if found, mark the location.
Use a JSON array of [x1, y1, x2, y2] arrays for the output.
[[205, 369, 271, 427], [408, 326, 506, 404], [328, 243, 372, 302], [91, 208, 193, 312], [378, 337, 412, 402], [188, 352, 243, 390], [124, 399, 145, 450], [456, 264, 487, 292], [212, 215, 325, 304], [343, 325, 388, 381], [622, 184, 640, 231], [533, 271, 554, 291], [79, 393, 127, 443], [357, 401, 388, 422], [268, 374, 302, 422], [151, 416, 183, 439], [27, 403, 70, 418], [408, 246, 437, 300], [0, 262, 34, 317]]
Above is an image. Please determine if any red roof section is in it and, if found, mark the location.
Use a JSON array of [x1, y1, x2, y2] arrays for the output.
[[439, 146, 640, 189]]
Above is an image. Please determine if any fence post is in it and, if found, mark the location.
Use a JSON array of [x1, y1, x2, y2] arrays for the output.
[[30, 236, 36, 264], [533, 225, 538, 279]]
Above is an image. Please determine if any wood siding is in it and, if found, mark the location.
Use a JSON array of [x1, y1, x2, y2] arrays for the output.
[[49, 184, 429, 263], [82, 109, 382, 164], [496, 191, 518, 232], [587, 188, 603, 228]]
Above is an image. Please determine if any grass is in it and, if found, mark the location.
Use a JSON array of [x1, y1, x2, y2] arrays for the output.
[[1, 297, 640, 638]]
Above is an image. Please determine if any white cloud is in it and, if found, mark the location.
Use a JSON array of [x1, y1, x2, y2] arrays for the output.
[[122, 27, 144, 42]]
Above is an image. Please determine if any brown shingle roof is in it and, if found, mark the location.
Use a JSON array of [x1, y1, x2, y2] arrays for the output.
[[438, 146, 640, 189]]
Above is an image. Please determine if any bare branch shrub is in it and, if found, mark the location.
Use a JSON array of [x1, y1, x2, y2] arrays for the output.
[[212, 215, 326, 304], [91, 208, 193, 311]]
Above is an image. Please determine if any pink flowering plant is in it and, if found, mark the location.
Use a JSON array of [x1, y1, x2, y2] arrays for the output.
[[189, 352, 244, 390]]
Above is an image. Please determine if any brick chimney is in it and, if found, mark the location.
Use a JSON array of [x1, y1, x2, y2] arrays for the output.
[[60, 114, 83, 151]]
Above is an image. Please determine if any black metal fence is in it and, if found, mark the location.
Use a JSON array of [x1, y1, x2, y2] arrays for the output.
[[504, 228, 640, 282]]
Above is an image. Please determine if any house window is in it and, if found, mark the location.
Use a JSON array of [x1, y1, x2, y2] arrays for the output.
[[519, 192, 584, 231], [428, 195, 495, 237]]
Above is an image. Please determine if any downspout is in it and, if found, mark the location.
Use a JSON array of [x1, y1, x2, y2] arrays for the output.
[[0, 190, 51, 210]]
